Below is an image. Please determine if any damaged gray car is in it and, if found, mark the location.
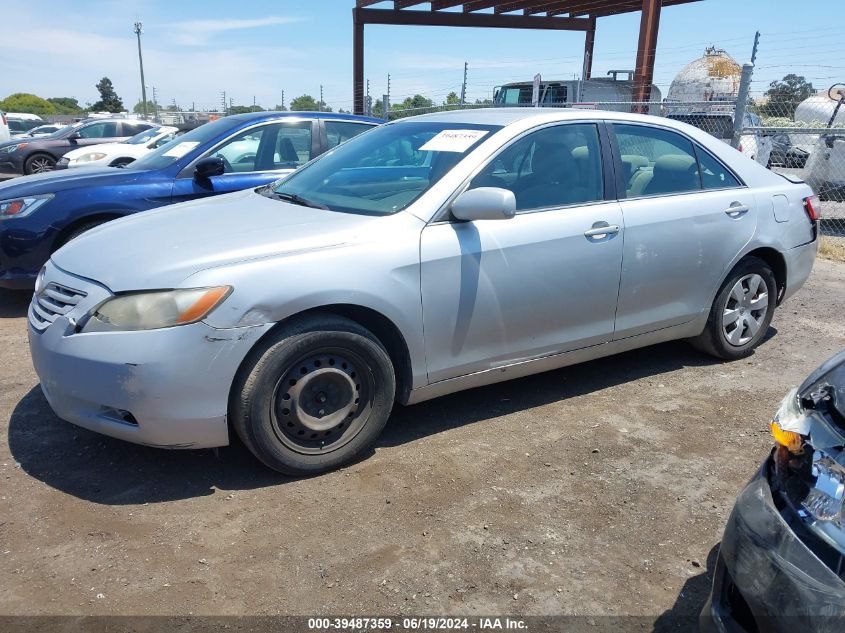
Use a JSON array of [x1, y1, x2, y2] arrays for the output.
[[701, 349, 845, 632]]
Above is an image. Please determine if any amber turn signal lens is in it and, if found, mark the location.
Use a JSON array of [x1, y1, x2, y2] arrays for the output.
[[177, 287, 231, 324], [770, 421, 803, 454]]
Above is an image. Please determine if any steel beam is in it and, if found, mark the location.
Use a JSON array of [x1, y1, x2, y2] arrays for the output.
[[632, 0, 661, 109]]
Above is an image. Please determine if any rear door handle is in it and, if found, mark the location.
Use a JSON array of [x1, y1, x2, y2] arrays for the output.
[[725, 202, 750, 217], [584, 224, 620, 238]]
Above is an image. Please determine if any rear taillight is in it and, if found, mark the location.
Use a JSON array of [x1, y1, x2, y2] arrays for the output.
[[738, 142, 744, 153], [804, 195, 821, 221]]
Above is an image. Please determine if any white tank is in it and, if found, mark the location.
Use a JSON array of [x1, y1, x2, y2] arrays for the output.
[[667, 47, 742, 102], [794, 93, 845, 126]]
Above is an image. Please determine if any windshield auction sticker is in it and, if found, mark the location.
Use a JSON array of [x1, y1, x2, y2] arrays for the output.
[[418, 130, 489, 153], [162, 141, 200, 158]]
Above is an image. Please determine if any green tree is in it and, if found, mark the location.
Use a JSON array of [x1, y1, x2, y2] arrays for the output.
[[289, 94, 331, 112], [272, 103, 288, 111], [47, 97, 83, 114], [445, 91, 460, 106], [91, 77, 124, 113], [372, 98, 385, 119], [763, 74, 814, 119], [0, 93, 57, 116], [133, 100, 156, 114]]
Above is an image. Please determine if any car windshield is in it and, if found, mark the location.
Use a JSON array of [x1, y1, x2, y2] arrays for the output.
[[266, 121, 501, 215], [126, 127, 165, 145], [126, 119, 231, 171]]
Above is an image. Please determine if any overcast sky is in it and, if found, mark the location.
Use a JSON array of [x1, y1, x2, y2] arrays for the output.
[[1, 0, 843, 111]]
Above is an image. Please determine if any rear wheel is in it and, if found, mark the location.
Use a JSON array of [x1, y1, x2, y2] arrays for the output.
[[231, 315, 396, 475], [24, 153, 56, 174], [691, 256, 777, 360]]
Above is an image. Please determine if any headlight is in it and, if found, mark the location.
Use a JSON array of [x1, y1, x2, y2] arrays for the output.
[[800, 449, 845, 553], [81, 286, 232, 332], [0, 194, 54, 220], [0, 143, 26, 154], [76, 152, 107, 163]]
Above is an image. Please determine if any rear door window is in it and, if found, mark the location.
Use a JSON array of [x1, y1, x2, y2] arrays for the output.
[[326, 121, 374, 149], [613, 124, 702, 197], [78, 122, 119, 138]]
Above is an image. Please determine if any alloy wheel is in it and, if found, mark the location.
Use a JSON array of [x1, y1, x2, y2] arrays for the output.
[[722, 273, 769, 346]]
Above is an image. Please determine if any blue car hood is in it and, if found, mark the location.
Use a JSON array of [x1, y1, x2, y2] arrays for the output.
[[0, 167, 160, 197], [51, 188, 382, 291]]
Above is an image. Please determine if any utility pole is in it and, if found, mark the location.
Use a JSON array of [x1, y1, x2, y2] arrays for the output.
[[253, 95, 257, 112], [281, 90, 285, 111], [151, 86, 158, 122], [220, 91, 227, 115], [460, 61, 468, 108], [133, 22, 148, 120], [751, 30, 760, 65], [386, 74, 391, 117], [366, 79, 371, 116], [319, 85, 324, 112]]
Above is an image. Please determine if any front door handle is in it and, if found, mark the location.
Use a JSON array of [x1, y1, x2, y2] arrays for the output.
[[584, 223, 620, 239], [725, 202, 750, 217]]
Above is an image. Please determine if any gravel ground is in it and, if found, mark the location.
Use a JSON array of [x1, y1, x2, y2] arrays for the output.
[[0, 261, 843, 629]]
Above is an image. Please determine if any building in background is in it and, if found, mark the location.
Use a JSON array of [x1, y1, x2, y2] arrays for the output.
[[667, 47, 741, 103]]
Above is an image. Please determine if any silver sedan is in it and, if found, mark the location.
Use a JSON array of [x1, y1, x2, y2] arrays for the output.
[[28, 108, 819, 474]]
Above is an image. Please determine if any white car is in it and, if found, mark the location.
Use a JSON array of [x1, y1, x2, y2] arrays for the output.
[[58, 125, 180, 169], [0, 111, 9, 143], [24, 124, 67, 138]]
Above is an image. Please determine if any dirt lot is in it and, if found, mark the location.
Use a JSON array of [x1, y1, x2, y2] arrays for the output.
[[0, 261, 843, 629]]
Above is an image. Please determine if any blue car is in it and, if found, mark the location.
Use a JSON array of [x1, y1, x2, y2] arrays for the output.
[[0, 111, 380, 289]]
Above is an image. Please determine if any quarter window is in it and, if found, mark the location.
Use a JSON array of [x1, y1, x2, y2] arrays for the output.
[[469, 123, 604, 211], [614, 124, 701, 197]]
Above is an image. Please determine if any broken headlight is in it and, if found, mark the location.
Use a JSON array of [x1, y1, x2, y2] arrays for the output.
[[799, 451, 845, 553], [81, 286, 231, 332], [770, 388, 845, 555]]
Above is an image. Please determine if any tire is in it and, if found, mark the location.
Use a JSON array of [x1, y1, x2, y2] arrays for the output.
[[110, 157, 134, 168], [59, 220, 109, 248], [230, 314, 396, 475], [24, 153, 56, 175], [691, 256, 777, 360]]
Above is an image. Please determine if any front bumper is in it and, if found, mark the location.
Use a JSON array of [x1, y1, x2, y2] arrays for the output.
[[0, 152, 25, 175], [28, 262, 272, 449], [701, 460, 845, 633]]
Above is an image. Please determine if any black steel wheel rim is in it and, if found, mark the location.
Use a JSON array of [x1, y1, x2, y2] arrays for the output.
[[270, 347, 373, 455]]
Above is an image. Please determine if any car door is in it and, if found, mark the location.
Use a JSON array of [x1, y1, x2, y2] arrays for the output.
[[611, 122, 756, 339], [419, 122, 624, 383], [170, 119, 317, 203]]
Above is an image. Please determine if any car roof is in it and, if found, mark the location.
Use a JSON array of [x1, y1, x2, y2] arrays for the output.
[[226, 111, 382, 125], [405, 107, 693, 129]]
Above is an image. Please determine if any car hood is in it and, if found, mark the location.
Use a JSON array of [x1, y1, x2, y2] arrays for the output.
[[799, 349, 845, 434], [64, 143, 130, 160], [51, 188, 388, 291], [0, 166, 158, 197]]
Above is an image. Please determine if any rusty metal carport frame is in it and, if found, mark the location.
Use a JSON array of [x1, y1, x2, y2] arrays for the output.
[[352, 0, 702, 114]]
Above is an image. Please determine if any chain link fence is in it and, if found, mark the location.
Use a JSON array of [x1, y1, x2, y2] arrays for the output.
[[744, 91, 845, 238]]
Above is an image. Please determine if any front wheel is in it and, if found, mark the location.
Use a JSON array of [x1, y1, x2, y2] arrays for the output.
[[691, 256, 777, 360], [230, 315, 396, 475], [24, 153, 56, 174]]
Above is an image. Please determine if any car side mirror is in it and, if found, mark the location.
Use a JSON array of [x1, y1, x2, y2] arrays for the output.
[[194, 156, 225, 180], [67, 132, 81, 140], [451, 187, 516, 222]]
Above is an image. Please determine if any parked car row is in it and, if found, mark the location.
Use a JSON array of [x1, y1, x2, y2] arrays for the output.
[[0, 111, 380, 288]]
